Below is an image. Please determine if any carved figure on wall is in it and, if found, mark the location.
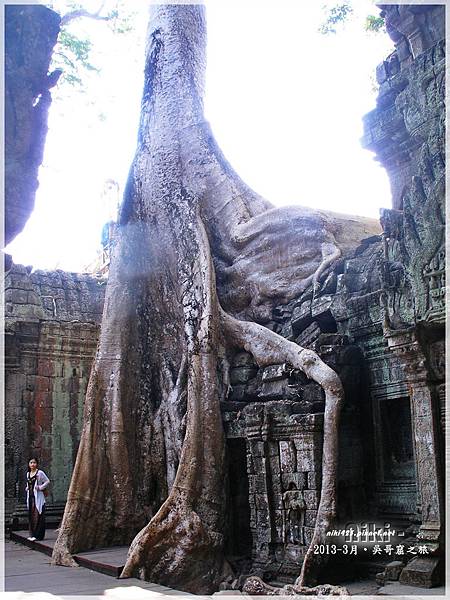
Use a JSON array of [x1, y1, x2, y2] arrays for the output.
[[282, 483, 306, 545]]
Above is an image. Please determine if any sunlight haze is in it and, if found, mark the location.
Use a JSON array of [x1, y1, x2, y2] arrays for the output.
[[5, 0, 394, 272]]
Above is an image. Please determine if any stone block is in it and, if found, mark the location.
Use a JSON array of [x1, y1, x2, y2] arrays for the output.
[[246, 453, 255, 474], [399, 557, 441, 588], [229, 385, 246, 401], [6, 288, 29, 304], [65, 290, 80, 302], [67, 302, 81, 315], [293, 434, 314, 451], [272, 493, 285, 510], [271, 479, 282, 495], [254, 494, 269, 510], [261, 364, 288, 382], [308, 470, 322, 490], [384, 561, 404, 581], [311, 295, 334, 318], [297, 449, 319, 472], [21, 390, 33, 407], [284, 544, 307, 563], [26, 291, 42, 305], [269, 454, 281, 474], [302, 384, 325, 408], [281, 472, 306, 491], [34, 390, 52, 407], [296, 322, 320, 347], [11, 304, 43, 319], [35, 376, 51, 392], [266, 441, 279, 457], [305, 510, 318, 528], [26, 375, 36, 391], [280, 322, 295, 340], [259, 380, 286, 400], [273, 305, 292, 320], [251, 454, 265, 473], [256, 509, 270, 530], [37, 358, 55, 377], [321, 271, 338, 295], [292, 300, 312, 331], [304, 527, 315, 546], [230, 366, 257, 385], [303, 413, 324, 430], [249, 440, 265, 457], [304, 490, 320, 509], [6, 274, 33, 289], [279, 440, 296, 473], [248, 473, 267, 494], [6, 372, 26, 393]]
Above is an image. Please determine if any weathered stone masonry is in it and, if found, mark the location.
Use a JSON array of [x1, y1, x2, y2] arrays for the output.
[[219, 4, 445, 587], [4, 261, 105, 514], [362, 4, 445, 587]]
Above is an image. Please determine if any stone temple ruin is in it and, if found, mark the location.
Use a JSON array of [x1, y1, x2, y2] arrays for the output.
[[4, 4, 445, 593]]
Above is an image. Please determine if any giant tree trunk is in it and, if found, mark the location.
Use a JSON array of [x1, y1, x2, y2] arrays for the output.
[[52, 5, 380, 593]]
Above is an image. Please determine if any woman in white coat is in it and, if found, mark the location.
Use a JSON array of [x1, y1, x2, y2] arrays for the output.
[[26, 458, 50, 541]]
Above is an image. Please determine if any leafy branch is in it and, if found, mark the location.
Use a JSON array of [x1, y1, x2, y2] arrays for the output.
[[365, 14, 385, 33], [318, 3, 353, 35], [47, 0, 135, 89], [318, 2, 385, 35]]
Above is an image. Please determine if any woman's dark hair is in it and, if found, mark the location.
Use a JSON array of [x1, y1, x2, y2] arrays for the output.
[[27, 457, 39, 471]]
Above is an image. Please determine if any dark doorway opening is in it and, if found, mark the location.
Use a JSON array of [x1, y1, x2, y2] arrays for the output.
[[375, 395, 418, 520], [380, 397, 415, 482], [225, 438, 252, 558]]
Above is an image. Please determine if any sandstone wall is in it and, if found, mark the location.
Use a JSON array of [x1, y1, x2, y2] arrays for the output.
[[5, 261, 105, 506]]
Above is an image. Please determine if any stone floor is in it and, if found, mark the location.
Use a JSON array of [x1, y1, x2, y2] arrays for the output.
[[3, 537, 446, 599], [343, 579, 446, 597], [4, 538, 192, 598]]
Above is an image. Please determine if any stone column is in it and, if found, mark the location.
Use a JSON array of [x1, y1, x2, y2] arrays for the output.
[[385, 329, 443, 586], [245, 410, 273, 568]]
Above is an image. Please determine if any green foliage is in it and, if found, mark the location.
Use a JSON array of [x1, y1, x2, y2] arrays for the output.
[[47, 0, 136, 89], [318, 2, 385, 36], [365, 14, 385, 33], [53, 30, 98, 87], [318, 3, 354, 35]]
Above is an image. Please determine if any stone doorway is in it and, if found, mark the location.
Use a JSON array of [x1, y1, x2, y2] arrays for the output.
[[226, 438, 253, 559], [375, 396, 417, 520]]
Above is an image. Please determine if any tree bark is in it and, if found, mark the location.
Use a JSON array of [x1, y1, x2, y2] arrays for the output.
[[52, 5, 380, 593]]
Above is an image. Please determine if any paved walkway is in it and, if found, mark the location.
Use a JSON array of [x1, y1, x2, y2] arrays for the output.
[[4, 536, 446, 599], [4, 538, 193, 598]]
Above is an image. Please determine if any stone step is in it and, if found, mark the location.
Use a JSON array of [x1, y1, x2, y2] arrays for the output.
[[7, 502, 65, 531], [10, 529, 128, 578]]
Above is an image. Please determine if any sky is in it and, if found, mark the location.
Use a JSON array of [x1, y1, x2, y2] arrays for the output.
[[5, 0, 394, 272]]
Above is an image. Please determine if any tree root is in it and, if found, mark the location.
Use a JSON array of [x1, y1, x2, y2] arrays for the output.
[[120, 490, 225, 592], [242, 576, 349, 596], [51, 538, 79, 568], [312, 240, 342, 295], [120, 216, 228, 593], [220, 310, 344, 587]]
